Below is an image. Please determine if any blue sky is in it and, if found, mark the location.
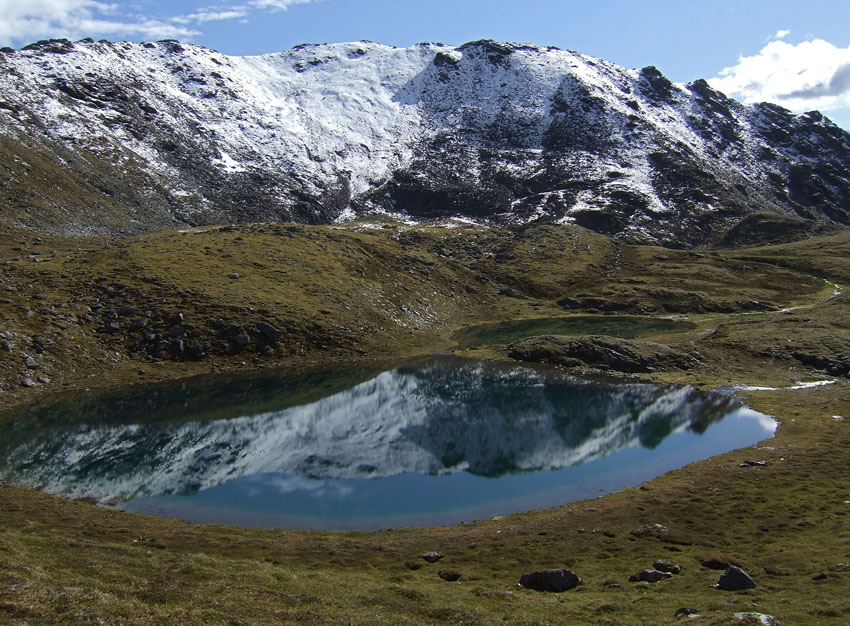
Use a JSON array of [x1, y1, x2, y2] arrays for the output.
[[2, 0, 850, 128]]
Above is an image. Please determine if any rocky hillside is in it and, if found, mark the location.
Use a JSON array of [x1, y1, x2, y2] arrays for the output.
[[1, 38, 849, 245]]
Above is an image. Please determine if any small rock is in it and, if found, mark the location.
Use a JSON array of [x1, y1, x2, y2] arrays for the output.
[[630, 523, 669, 538], [717, 565, 756, 591], [24, 356, 38, 369], [131, 317, 149, 330], [740, 460, 768, 467], [675, 607, 699, 617], [105, 321, 121, 333], [117, 305, 136, 317], [32, 337, 53, 353], [36, 376, 50, 384], [229, 272, 240, 280], [168, 325, 185, 339], [463, 284, 478, 294], [1, 340, 12, 352], [257, 322, 284, 343], [438, 570, 461, 582], [231, 334, 251, 348], [629, 569, 672, 583], [21, 378, 36, 387], [654, 559, 682, 574], [812, 572, 827, 580], [258, 345, 274, 357], [519, 569, 582, 593], [420, 551, 443, 563], [150, 340, 170, 357]]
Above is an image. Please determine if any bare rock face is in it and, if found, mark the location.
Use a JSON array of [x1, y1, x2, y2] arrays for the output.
[[2, 39, 849, 245], [519, 569, 582, 592]]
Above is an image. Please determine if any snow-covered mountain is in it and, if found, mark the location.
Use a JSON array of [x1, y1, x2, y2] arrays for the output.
[[0, 358, 770, 504], [1, 38, 849, 244]]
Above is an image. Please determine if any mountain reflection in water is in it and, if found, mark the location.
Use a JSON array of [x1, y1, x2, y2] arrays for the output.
[[0, 357, 775, 528]]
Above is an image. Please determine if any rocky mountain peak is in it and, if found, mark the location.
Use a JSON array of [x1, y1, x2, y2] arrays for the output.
[[1, 38, 848, 245]]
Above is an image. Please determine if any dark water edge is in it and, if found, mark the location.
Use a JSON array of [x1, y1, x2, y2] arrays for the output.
[[0, 356, 775, 530]]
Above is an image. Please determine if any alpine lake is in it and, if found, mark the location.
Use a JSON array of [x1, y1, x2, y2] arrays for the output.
[[0, 351, 775, 530]]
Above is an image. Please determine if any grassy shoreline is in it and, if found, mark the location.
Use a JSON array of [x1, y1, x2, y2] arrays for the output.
[[2, 382, 848, 625], [3, 223, 850, 624]]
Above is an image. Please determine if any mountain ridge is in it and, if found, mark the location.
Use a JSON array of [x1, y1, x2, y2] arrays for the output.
[[1, 37, 849, 246]]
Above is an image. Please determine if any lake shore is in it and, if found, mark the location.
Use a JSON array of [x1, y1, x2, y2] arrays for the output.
[[3, 223, 850, 624]]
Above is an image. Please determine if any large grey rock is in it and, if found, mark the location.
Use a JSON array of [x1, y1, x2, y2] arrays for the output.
[[717, 565, 756, 591], [519, 569, 582, 592]]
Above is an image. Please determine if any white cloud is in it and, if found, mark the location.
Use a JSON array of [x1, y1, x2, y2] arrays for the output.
[[173, 9, 250, 25], [0, 0, 198, 46], [255, 475, 354, 500], [249, 0, 320, 9], [773, 29, 791, 40], [710, 38, 850, 117], [0, 0, 323, 48]]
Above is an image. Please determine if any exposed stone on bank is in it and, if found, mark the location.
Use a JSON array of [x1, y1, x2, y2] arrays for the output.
[[509, 335, 699, 373]]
